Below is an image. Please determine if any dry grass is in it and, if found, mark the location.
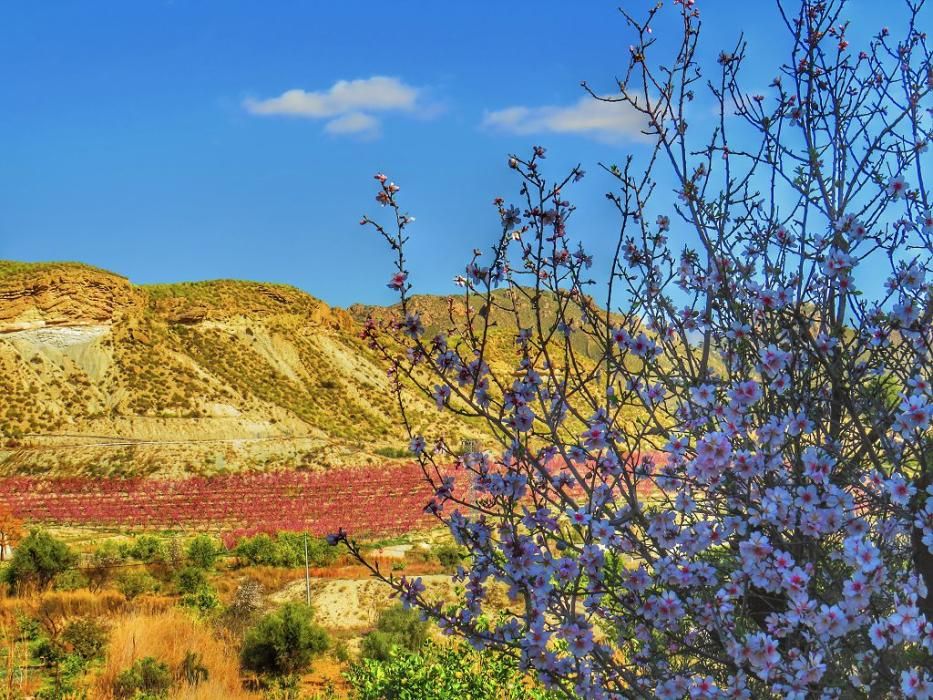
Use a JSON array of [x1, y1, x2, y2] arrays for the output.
[[0, 590, 177, 629], [214, 566, 299, 598], [96, 609, 256, 699]]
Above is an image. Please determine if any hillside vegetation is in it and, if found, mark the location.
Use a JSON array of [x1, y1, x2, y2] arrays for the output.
[[0, 261, 482, 477]]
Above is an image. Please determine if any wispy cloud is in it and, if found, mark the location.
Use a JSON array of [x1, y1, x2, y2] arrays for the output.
[[244, 76, 425, 137], [482, 96, 647, 143]]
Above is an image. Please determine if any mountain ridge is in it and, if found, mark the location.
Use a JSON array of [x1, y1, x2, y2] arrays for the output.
[[0, 260, 482, 477]]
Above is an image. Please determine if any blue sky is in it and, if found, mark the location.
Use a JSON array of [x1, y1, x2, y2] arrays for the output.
[[0, 1, 909, 307]]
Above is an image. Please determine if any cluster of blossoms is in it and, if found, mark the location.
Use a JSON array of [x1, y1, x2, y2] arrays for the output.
[[341, 1, 933, 698]]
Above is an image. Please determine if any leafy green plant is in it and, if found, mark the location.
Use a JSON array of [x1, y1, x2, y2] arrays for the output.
[[61, 618, 108, 662], [241, 603, 329, 676], [53, 568, 89, 591], [374, 446, 409, 459], [122, 535, 166, 564], [233, 532, 335, 568], [87, 540, 126, 591], [115, 570, 159, 599], [180, 584, 220, 614], [359, 605, 427, 662], [433, 544, 465, 572], [186, 535, 220, 569], [113, 656, 172, 699], [347, 640, 555, 700], [3, 530, 77, 591], [175, 565, 207, 594]]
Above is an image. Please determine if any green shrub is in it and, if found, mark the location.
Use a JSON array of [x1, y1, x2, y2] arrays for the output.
[[175, 566, 207, 595], [88, 541, 126, 591], [348, 640, 555, 700], [434, 544, 466, 571], [115, 570, 159, 599], [234, 533, 282, 566], [31, 635, 66, 668], [359, 605, 428, 662], [16, 614, 41, 641], [34, 653, 87, 700], [53, 569, 89, 591], [233, 532, 335, 568], [61, 618, 108, 661], [3, 530, 77, 591], [113, 656, 172, 699], [241, 603, 329, 676], [123, 535, 165, 564], [280, 532, 336, 568], [180, 584, 220, 614], [186, 535, 220, 569]]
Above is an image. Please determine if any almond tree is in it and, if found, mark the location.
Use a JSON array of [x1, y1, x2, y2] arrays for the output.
[[334, 0, 933, 696]]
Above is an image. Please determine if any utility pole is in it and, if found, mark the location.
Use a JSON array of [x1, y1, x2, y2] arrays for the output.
[[304, 533, 311, 607]]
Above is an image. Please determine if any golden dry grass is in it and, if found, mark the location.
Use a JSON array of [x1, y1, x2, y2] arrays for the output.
[[95, 609, 257, 699]]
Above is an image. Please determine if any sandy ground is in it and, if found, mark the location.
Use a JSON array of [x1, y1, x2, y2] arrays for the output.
[[270, 574, 454, 630]]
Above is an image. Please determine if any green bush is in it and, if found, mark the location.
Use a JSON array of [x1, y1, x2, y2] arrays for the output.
[[34, 653, 87, 700], [180, 584, 220, 614], [234, 533, 281, 566], [123, 535, 165, 564], [53, 569, 89, 591], [115, 570, 159, 599], [234, 532, 336, 568], [434, 544, 466, 571], [186, 535, 220, 569], [61, 618, 108, 661], [3, 530, 77, 591], [113, 656, 172, 699], [29, 618, 109, 699], [17, 614, 41, 641], [241, 603, 329, 676], [88, 541, 126, 591], [31, 635, 66, 668], [347, 640, 555, 700], [175, 566, 207, 595], [359, 605, 428, 662]]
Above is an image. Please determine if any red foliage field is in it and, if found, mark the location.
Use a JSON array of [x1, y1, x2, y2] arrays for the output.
[[0, 463, 451, 539], [0, 455, 660, 540]]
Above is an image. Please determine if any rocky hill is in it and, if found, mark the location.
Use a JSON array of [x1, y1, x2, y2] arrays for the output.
[[0, 261, 481, 477]]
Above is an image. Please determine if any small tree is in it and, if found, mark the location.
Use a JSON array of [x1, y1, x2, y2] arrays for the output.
[[241, 602, 329, 676], [175, 566, 207, 595], [115, 570, 159, 600], [224, 579, 264, 633], [87, 541, 125, 592], [4, 530, 77, 591], [61, 618, 108, 662], [186, 535, 220, 570], [123, 534, 165, 564]]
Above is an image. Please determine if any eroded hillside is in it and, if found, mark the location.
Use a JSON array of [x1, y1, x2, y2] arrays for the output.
[[0, 261, 479, 477]]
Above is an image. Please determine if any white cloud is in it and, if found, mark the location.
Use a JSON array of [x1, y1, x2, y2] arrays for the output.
[[323, 111, 380, 137], [244, 76, 423, 137], [482, 96, 647, 143]]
